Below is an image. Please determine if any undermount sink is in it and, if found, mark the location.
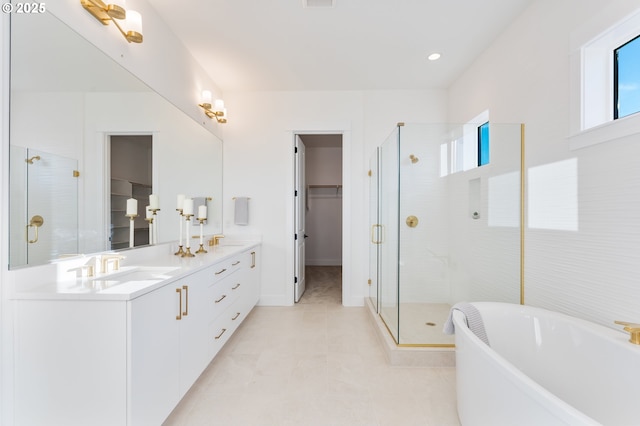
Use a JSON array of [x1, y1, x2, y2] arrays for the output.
[[92, 266, 180, 283]]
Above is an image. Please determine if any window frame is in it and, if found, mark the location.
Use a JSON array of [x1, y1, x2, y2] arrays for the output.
[[613, 34, 640, 120], [477, 121, 490, 167], [569, 6, 640, 150]]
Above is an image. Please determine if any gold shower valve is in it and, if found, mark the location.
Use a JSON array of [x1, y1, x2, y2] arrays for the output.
[[406, 215, 419, 228]]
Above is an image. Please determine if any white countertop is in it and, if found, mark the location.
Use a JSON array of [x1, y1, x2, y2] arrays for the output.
[[11, 241, 260, 302]]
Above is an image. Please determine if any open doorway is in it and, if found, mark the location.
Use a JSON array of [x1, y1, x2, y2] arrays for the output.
[[109, 135, 152, 250], [294, 134, 343, 304]]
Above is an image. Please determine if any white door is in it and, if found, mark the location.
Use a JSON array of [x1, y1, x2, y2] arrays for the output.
[[294, 136, 307, 302]]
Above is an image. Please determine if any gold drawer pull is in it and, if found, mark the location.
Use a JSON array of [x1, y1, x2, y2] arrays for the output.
[[214, 328, 227, 340], [232, 312, 241, 320], [215, 268, 227, 275], [232, 261, 240, 266], [232, 283, 241, 290], [215, 294, 227, 303], [175, 288, 182, 320], [182, 285, 189, 316]]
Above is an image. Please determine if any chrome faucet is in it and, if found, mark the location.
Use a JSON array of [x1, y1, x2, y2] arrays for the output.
[[100, 253, 126, 274]]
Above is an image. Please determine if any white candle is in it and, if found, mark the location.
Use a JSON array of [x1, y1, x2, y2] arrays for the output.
[[183, 198, 194, 215], [198, 205, 207, 220], [176, 194, 185, 210], [149, 194, 159, 210], [126, 198, 138, 216], [146, 205, 152, 219]]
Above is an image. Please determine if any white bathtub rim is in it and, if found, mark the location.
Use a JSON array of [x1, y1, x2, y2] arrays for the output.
[[452, 307, 601, 426], [470, 302, 637, 353]]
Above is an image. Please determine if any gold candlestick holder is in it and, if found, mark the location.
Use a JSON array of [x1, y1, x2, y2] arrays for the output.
[[126, 214, 138, 248], [150, 208, 160, 245], [145, 216, 154, 245], [174, 208, 185, 256], [182, 214, 195, 257], [195, 217, 207, 254]]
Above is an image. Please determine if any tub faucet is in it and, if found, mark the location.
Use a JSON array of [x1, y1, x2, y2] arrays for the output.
[[614, 320, 640, 345], [100, 253, 125, 274]]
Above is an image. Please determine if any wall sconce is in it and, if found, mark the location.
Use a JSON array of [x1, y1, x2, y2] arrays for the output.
[[199, 90, 227, 124], [80, 0, 144, 43]]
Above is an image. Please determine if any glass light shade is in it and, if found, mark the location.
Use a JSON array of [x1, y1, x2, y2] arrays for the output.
[[126, 10, 143, 34], [202, 90, 213, 106], [214, 99, 225, 113]]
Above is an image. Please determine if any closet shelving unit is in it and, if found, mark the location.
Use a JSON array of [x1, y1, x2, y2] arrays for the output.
[[110, 178, 151, 249], [307, 184, 342, 195]]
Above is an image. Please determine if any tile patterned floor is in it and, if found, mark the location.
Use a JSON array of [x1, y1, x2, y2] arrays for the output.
[[163, 266, 461, 426]]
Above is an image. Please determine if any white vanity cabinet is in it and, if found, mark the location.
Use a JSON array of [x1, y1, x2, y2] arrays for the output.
[[129, 268, 212, 425], [13, 243, 261, 426]]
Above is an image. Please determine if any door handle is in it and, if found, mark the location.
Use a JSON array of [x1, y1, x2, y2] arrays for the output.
[[371, 224, 383, 244], [27, 215, 44, 244]]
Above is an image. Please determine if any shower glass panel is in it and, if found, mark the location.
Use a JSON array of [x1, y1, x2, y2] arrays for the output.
[[378, 128, 400, 343], [10, 147, 79, 267], [368, 147, 380, 309], [371, 123, 523, 346]]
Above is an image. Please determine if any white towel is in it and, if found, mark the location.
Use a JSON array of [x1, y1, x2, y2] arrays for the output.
[[234, 197, 249, 225], [443, 302, 490, 346]]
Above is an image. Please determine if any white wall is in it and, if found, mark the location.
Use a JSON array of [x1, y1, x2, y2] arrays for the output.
[[448, 0, 640, 327], [223, 89, 447, 306]]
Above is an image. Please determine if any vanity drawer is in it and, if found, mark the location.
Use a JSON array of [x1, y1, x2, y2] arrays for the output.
[[208, 255, 244, 284], [208, 269, 246, 321], [208, 297, 253, 357]]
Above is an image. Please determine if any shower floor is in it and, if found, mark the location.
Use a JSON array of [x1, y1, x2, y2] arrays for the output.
[[380, 303, 455, 346]]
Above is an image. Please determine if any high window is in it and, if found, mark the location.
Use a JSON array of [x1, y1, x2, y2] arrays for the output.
[[477, 122, 490, 167], [614, 34, 640, 119], [569, 7, 640, 149]]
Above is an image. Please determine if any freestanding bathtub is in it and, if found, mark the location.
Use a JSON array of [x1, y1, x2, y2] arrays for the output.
[[452, 302, 640, 426]]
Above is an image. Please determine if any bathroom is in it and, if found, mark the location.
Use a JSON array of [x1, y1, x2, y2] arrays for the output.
[[2, 0, 640, 424]]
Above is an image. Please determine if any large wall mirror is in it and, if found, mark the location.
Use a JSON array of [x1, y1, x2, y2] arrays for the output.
[[8, 11, 223, 269]]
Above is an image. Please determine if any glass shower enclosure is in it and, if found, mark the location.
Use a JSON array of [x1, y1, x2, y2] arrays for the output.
[[369, 122, 523, 346]]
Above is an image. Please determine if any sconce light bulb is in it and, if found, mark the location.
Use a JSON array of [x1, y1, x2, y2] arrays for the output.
[[201, 90, 213, 109], [214, 99, 225, 113], [126, 10, 142, 31]]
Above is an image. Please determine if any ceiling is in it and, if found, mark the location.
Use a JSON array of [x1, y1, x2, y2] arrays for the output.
[[147, 0, 534, 93]]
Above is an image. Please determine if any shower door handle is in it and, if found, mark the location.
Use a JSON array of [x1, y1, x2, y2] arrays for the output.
[[26, 215, 44, 244], [371, 224, 383, 244]]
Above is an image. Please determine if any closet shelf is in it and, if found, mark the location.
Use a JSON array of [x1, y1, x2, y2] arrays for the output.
[[308, 184, 342, 189]]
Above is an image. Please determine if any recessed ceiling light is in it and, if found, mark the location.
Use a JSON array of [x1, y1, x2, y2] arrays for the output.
[[428, 53, 441, 61]]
